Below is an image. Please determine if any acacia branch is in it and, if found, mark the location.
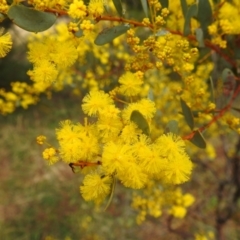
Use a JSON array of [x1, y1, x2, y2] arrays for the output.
[[183, 84, 240, 140]]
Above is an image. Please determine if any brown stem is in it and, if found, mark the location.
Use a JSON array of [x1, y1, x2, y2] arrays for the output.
[[183, 84, 240, 140]]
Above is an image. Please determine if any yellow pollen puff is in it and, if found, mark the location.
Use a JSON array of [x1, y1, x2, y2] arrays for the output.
[[68, 0, 87, 19], [169, 205, 187, 218], [36, 135, 47, 145], [88, 0, 105, 18], [142, 18, 151, 26], [208, 24, 218, 35], [161, 8, 170, 17], [118, 71, 143, 97], [42, 148, 59, 165], [68, 22, 79, 32], [80, 173, 112, 203], [155, 16, 165, 26]]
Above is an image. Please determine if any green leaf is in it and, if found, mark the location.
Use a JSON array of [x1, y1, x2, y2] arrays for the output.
[[190, 130, 206, 149], [74, 29, 84, 38], [104, 175, 116, 211], [221, 68, 235, 84], [195, 28, 205, 47], [7, 5, 57, 32], [94, 24, 130, 45], [159, 0, 169, 8], [130, 110, 150, 136], [165, 120, 178, 134], [83, 0, 90, 4], [140, 0, 148, 17], [112, 0, 123, 16], [180, 0, 188, 18], [180, 98, 194, 130], [183, 4, 198, 36], [6, 0, 13, 4], [197, 0, 212, 36]]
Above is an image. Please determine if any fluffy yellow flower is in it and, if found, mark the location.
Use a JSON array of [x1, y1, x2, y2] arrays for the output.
[[68, 0, 87, 19], [50, 41, 78, 68], [160, 151, 193, 184], [102, 141, 134, 175], [169, 205, 187, 218], [138, 145, 165, 176], [156, 133, 186, 157], [80, 173, 112, 203], [97, 114, 123, 142], [27, 41, 49, 64], [56, 120, 99, 162], [42, 147, 59, 165], [118, 162, 148, 189], [0, 29, 12, 57], [118, 71, 143, 96], [88, 0, 105, 17], [82, 90, 114, 116], [29, 60, 58, 83]]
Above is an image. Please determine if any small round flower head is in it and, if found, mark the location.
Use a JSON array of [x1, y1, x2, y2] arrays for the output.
[[42, 147, 59, 165], [30, 60, 58, 83], [118, 71, 143, 97], [0, 29, 12, 58], [80, 173, 112, 203], [102, 141, 134, 175], [156, 133, 186, 157], [68, 0, 87, 19], [118, 162, 148, 189], [36, 135, 47, 145], [82, 90, 114, 116], [88, 0, 105, 18], [169, 205, 187, 218], [160, 151, 193, 185], [56, 120, 100, 163]]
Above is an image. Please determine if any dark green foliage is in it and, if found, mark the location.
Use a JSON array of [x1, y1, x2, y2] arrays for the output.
[[7, 5, 57, 32], [190, 130, 206, 148], [94, 24, 130, 45], [130, 110, 150, 136], [180, 98, 194, 130]]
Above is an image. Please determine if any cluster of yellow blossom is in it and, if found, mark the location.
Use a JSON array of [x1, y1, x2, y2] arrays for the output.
[[208, 1, 240, 48], [0, 82, 39, 114], [38, 81, 194, 204], [0, 0, 9, 13], [3, 0, 240, 230], [27, 0, 67, 11], [0, 17, 127, 113], [132, 184, 195, 224]]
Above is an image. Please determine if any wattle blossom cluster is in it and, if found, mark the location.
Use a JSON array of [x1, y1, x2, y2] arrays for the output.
[[2, 0, 239, 231]]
